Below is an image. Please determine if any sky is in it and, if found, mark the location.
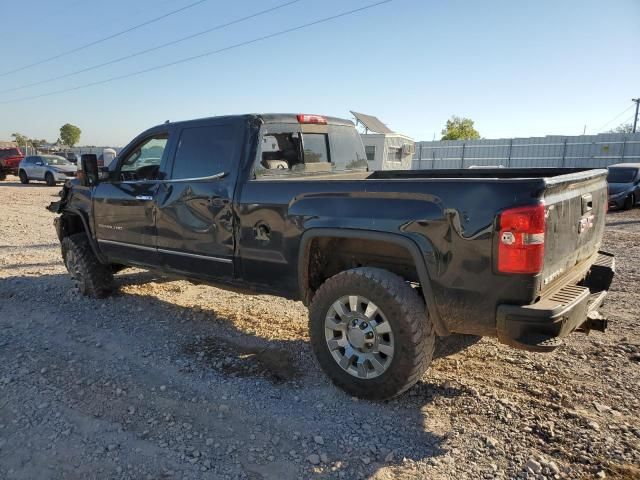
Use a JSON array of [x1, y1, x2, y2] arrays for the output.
[[0, 0, 638, 146]]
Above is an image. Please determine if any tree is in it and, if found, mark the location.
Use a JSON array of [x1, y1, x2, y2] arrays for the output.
[[441, 116, 481, 140], [606, 123, 634, 134], [59, 124, 81, 147], [11, 132, 29, 146]]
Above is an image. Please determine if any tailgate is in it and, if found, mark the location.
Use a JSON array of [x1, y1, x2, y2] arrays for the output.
[[539, 169, 608, 292]]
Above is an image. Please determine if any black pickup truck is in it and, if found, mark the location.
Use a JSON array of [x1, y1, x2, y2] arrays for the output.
[[51, 113, 615, 400]]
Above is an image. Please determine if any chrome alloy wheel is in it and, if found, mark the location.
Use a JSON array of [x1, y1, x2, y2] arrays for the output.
[[324, 295, 394, 379]]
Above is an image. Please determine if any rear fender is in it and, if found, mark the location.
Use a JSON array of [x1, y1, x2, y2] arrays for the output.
[[298, 228, 449, 336]]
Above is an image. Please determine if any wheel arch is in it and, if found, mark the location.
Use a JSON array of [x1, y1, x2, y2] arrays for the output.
[[298, 228, 448, 336], [57, 209, 107, 263]]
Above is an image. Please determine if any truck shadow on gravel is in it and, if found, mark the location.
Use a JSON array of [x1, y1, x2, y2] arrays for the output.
[[1, 271, 471, 472]]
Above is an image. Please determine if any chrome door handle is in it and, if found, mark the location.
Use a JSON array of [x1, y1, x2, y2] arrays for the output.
[[136, 195, 153, 201]]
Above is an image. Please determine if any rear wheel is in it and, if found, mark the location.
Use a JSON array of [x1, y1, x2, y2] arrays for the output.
[[61, 233, 114, 298], [45, 172, 56, 186], [309, 267, 434, 400], [19, 170, 29, 184]]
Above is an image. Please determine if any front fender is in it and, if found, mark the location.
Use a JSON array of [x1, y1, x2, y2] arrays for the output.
[[56, 209, 108, 264]]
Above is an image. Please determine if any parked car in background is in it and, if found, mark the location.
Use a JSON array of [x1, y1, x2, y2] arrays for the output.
[[56, 151, 79, 164], [0, 146, 25, 175], [19, 155, 77, 186], [607, 163, 640, 210]]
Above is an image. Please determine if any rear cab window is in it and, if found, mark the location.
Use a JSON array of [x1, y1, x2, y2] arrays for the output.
[[253, 122, 367, 179]]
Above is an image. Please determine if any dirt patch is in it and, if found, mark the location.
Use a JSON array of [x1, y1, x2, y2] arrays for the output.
[[185, 337, 300, 383]]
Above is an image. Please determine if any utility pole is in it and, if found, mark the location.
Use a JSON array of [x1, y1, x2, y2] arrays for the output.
[[632, 98, 640, 133]]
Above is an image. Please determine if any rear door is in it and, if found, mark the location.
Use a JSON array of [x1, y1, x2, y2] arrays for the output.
[[540, 170, 608, 291], [31, 156, 46, 179], [155, 120, 242, 280], [93, 131, 172, 267], [20, 156, 34, 176]]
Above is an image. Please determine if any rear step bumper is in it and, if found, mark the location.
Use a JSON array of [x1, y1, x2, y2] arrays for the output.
[[496, 251, 615, 352]]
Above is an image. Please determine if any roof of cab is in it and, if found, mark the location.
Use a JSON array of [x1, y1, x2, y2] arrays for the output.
[[154, 113, 354, 130], [608, 163, 640, 169]]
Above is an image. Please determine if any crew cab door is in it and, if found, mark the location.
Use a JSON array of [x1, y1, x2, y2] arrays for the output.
[[92, 131, 172, 267], [155, 120, 241, 280]]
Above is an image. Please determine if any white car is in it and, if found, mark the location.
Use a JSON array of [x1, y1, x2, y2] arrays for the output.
[[18, 155, 78, 186]]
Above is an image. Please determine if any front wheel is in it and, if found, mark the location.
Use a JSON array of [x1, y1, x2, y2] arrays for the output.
[[61, 233, 114, 298], [309, 267, 434, 400], [19, 170, 29, 184], [45, 172, 56, 186]]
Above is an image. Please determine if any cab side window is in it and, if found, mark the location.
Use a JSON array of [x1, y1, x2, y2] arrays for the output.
[[119, 136, 167, 181], [171, 125, 236, 180]]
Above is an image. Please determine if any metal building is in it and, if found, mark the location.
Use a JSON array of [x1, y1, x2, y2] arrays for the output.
[[412, 133, 640, 169]]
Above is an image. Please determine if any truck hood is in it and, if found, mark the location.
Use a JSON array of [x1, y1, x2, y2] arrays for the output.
[[608, 182, 632, 195]]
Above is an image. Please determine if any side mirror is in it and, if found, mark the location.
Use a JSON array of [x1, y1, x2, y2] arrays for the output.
[[80, 154, 99, 186]]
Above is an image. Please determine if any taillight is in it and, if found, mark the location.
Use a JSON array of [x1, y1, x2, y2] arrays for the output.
[[297, 114, 327, 124], [497, 204, 545, 274]]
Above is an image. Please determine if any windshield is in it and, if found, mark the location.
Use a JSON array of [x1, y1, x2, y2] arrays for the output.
[[0, 148, 20, 159], [42, 155, 72, 166], [607, 168, 637, 183]]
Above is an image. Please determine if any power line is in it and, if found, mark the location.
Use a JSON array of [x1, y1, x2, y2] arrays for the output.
[[0, 0, 210, 78], [0, 0, 303, 95], [0, 0, 393, 105], [596, 104, 634, 132]]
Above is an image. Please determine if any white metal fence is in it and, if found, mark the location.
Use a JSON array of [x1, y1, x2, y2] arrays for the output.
[[412, 133, 640, 169], [17, 145, 122, 157]]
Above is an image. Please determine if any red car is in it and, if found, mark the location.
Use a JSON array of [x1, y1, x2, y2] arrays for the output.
[[0, 147, 24, 175]]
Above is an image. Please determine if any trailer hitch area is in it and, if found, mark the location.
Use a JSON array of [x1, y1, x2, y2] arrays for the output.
[[577, 311, 608, 334]]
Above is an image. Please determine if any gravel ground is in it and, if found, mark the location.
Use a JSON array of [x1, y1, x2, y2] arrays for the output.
[[0, 177, 638, 480]]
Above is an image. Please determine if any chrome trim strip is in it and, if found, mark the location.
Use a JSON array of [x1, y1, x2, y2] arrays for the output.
[[164, 171, 227, 183], [112, 172, 226, 186], [157, 248, 233, 264], [98, 239, 156, 252], [97, 239, 232, 264]]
